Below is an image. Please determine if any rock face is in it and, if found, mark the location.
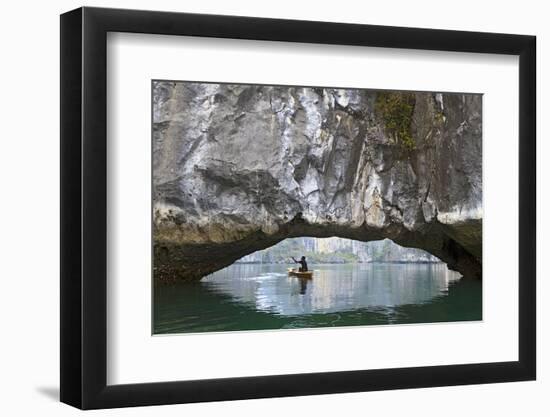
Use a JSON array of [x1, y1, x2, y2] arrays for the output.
[[153, 81, 482, 282]]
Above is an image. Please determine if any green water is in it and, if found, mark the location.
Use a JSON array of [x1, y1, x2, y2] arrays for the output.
[[153, 263, 482, 334]]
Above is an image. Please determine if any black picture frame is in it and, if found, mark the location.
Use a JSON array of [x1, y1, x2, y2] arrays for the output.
[[60, 6, 536, 410]]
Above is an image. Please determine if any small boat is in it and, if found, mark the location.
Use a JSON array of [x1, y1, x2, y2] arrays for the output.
[[287, 268, 314, 279]]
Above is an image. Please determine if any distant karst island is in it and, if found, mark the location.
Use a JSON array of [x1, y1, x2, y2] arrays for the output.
[[236, 237, 442, 265]]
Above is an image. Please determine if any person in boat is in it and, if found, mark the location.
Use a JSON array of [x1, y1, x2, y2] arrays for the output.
[[291, 256, 308, 272]]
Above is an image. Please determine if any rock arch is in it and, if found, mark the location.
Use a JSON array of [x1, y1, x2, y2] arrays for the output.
[[153, 82, 482, 282]]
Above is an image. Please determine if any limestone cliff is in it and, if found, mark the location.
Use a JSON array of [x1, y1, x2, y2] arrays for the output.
[[153, 81, 482, 281]]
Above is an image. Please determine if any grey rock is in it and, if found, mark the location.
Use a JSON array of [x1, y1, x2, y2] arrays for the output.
[[153, 82, 482, 282]]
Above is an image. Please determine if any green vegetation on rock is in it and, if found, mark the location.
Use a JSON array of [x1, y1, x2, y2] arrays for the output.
[[375, 91, 416, 150]]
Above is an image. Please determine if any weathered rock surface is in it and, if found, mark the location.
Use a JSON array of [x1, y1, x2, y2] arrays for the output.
[[153, 81, 482, 282]]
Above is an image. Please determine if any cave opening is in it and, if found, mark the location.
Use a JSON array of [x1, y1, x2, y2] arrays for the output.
[[234, 237, 443, 266], [206, 236, 461, 281], [153, 220, 481, 284]]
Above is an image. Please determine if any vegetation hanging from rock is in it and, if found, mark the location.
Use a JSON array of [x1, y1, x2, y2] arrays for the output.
[[375, 92, 416, 150]]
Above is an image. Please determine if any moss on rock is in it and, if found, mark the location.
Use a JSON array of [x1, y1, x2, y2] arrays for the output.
[[375, 92, 416, 150]]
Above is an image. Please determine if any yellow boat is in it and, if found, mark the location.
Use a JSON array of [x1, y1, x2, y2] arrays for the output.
[[287, 268, 313, 279]]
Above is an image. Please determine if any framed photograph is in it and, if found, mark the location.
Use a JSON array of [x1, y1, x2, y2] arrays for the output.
[[60, 6, 536, 409]]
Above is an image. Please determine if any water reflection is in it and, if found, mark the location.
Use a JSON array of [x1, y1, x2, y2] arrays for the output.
[[202, 263, 461, 316], [154, 263, 480, 334], [298, 277, 309, 295]]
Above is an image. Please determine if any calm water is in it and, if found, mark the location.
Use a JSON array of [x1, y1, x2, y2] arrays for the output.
[[154, 263, 482, 334]]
